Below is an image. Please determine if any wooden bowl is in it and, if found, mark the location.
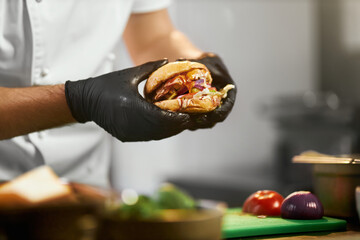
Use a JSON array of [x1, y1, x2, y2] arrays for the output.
[[97, 208, 223, 240], [0, 182, 223, 240], [0, 182, 111, 240]]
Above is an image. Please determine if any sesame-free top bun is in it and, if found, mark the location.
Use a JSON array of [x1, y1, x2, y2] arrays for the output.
[[144, 61, 211, 95]]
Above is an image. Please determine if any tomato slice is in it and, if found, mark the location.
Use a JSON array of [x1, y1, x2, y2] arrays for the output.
[[177, 92, 196, 99], [242, 190, 284, 216], [209, 87, 217, 92]]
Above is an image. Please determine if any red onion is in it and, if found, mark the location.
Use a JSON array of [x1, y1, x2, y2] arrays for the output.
[[194, 79, 205, 91], [194, 85, 205, 91], [281, 191, 324, 220], [195, 79, 205, 85]]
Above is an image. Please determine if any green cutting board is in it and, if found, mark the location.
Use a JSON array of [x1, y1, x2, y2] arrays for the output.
[[222, 208, 347, 239]]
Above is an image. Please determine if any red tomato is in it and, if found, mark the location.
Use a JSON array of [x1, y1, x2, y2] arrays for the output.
[[242, 190, 284, 216]]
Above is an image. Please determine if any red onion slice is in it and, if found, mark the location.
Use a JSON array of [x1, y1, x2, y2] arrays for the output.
[[195, 79, 205, 85], [194, 79, 205, 91]]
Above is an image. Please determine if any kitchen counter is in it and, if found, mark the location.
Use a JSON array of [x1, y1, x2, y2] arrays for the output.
[[233, 222, 360, 240]]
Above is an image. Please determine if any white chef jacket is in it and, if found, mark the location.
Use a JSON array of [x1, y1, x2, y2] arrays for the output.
[[0, 0, 171, 188]]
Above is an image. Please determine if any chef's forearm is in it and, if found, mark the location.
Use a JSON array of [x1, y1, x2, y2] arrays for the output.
[[166, 30, 204, 60], [134, 29, 204, 64], [0, 84, 76, 140], [123, 9, 203, 65]]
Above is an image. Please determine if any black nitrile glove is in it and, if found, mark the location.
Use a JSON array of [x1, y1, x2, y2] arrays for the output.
[[184, 53, 237, 129], [65, 59, 192, 142]]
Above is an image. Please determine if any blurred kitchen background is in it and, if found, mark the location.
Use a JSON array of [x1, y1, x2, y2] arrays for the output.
[[111, 0, 360, 206]]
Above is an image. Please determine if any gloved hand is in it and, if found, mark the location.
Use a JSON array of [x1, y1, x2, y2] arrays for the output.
[[184, 53, 237, 129], [65, 59, 192, 142]]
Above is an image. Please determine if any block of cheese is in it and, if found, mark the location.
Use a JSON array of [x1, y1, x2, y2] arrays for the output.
[[0, 166, 76, 207]]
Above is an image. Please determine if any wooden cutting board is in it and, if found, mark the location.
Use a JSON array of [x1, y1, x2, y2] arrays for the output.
[[222, 208, 347, 239]]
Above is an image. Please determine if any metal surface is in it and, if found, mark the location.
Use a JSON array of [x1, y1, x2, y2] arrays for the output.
[[293, 151, 360, 165], [293, 152, 360, 218]]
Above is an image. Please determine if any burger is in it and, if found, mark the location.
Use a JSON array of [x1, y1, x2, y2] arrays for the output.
[[144, 61, 235, 113]]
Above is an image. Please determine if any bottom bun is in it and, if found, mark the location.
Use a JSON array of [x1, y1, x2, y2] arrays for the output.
[[154, 96, 221, 113]]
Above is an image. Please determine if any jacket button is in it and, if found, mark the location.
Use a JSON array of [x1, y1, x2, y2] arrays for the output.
[[40, 68, 50, 77]]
